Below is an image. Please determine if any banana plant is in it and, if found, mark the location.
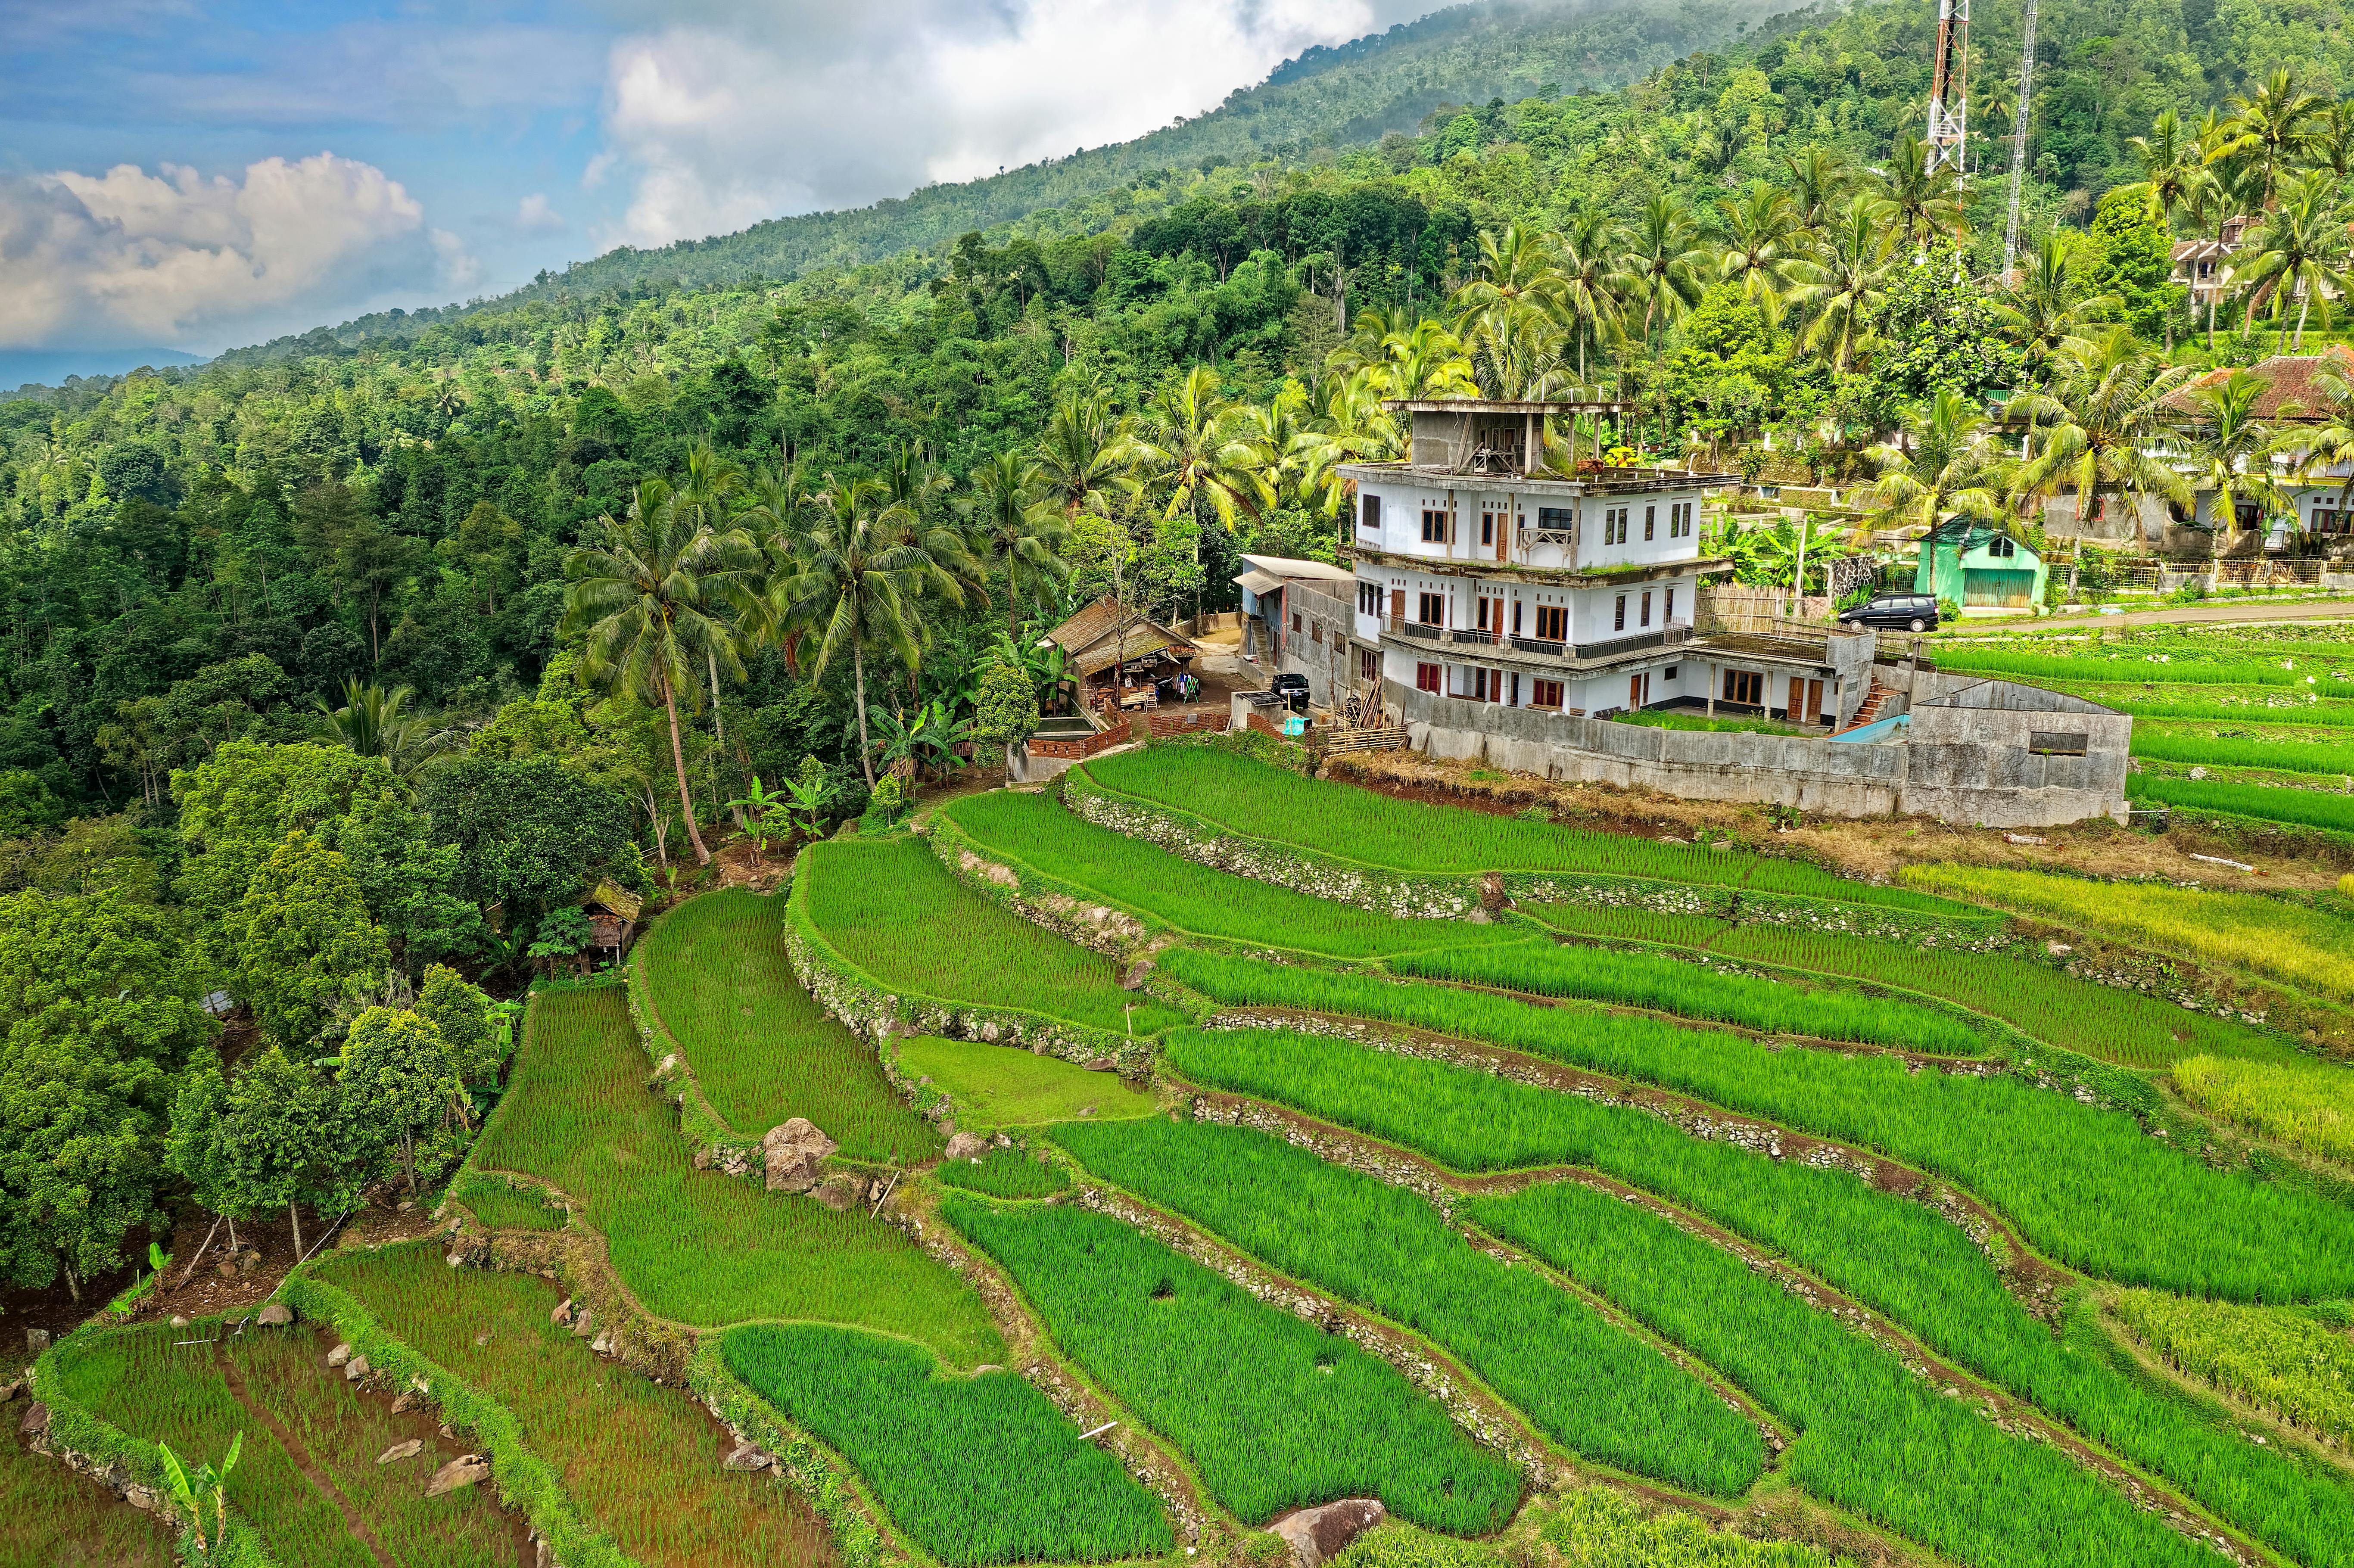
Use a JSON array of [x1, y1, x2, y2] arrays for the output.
[[159, 1433, 241, 1557], [726, 774, 785, 864]]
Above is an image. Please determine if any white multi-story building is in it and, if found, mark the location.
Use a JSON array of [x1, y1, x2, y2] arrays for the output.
[[1331, 398, 1855, 727]]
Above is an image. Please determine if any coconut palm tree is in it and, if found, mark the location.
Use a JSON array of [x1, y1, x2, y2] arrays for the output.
[[562, 478, 758, 864], [1877, 133, 1968, 249], [2124, 109, 2205, 236], [1453, 223, 1568, 349], [2010, 329, 2193, 537], [2181, 154, 2246, 352], [770, 477, 961, 786], [1860, 389, 2010, 536], [2230, 170, 2352, 349], [1714, 182, 1805, 321], [314, 679, 451, 781], [1554, 207, 1630, 387], [1036, 390, 1131, 519], [964, 451, 1071, 639], [671, 442, 754, 815], [1995, 232, 2118, 385], [1785, 194, 1896, 373], [1783, 145, 1852, 235], [2208, 67, 2326, 209], [2176, 370, 2286, 563], [1621, 193, 1707, 337], [1118, 365, 1274, 535]]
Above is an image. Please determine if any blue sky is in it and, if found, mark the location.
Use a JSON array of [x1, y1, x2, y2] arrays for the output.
[[0, 0, 1433, 368]]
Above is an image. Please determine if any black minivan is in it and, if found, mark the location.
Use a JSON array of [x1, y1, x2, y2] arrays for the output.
[[1838, 593, 1940, 632]]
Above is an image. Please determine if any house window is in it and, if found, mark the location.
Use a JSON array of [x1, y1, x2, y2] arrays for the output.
[[1292, 612, 1303, 633], [1724, 669, 1763, 706], [1644, 505, 1656, 541], [1532, 678, 1564, 708], [1359, 648, 1379, 681], [1534, 604, 1566, 641], [1480, 512, 1496, 546], [1987, 535, 2016, 559], [1537, 506, 1573, 532], [1640, 591, 1652, 628], [1665, 588, 1677, 622], [1361, 493, 1381, 532], [1358, 581, 1377, 615], [1421, 507, 1447, 543], [1671, 502, 1693, 537], [1418, 591, 1445, 625], [1416, 661, 1442, 692], [1614, 594, 1628, 632], [1606, 507, 1630, 544], [1311, 621, 1323, 644], [1511, 600, 1523, 635]]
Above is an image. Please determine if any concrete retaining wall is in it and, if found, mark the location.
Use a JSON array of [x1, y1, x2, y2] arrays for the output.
[[1391, 677, 2129, 828]]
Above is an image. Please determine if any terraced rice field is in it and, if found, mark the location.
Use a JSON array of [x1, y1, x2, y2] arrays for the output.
[[893, 1035, 1156, 1131], [1, 1428, 177, 1568], [470, 983, 1000, 1363], [638, 888, 943, 1160], [314, 1246, 839, 1568]]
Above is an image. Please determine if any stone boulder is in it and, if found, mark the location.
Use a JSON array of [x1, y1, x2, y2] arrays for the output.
[[23, 1328, 49, 1354], [570, 1310, 595, 1340], [811, 1176, 861, 1212], [763, 1119, 838, 1194], [1081, 1057, 1118, 1073], [343, 1355, 372, 1383], [258, 1303, 294, 1327], [327, 1343, 353, 1368], [1271, 1500, 1386, 1568], [170, 1316, 191, 1330], [943, 1131, 989, 1163], [425, 1455, 491, 1497], [723, 1442, 774, 1472], [1120, 959, 1155, 991], [19, 1402, 48, 1439], [377, 1440, 423, 1465], [550, 1297, 573, 1326]]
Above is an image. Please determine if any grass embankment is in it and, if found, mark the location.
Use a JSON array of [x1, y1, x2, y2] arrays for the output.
[[1050, 1116, 1766, 1500], [2174, 1054, 2354, 1164], [1473, 1184, 2221, 1568], [473, 986, 1000, 1365], [1, 1431, 175, 1568], [944, 1199, 1521, 1533], [1901, 863, 2354, 1005], [939, 790, 1520, 959], [1172, 1025, 2354, 1568], [45, 1315, 517, 1568], [932, 1146, 1070, 1199], [894, 1035, 1155, 1132], [448, 1174, 567, 1230], [1396, 937, 1990, 1055], [2110, 1291, 2354, 1451], [638, 890, 942, 1162], [797, 836, 1186, 1033], [718, 1325, 1169, 1566], [1159, 951, 2354, 1300], [314, 1246, 836, 1568], [1528, 905, 2293, 1069], [1079, 747, 1969, 917]]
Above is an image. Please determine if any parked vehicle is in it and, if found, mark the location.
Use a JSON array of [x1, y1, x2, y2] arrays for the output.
[[1270, 672, 1311, 712], [1838, 593, 1940, 633]]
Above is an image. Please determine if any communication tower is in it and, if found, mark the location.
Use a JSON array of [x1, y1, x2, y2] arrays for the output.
[[1925, 0, 1970, 172]]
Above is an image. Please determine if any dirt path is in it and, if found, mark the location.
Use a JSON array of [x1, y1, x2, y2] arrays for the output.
[[216, 1348, 398, 1568]]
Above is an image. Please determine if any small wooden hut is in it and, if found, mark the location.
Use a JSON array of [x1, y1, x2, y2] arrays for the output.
[[1042, 597, 1199, 714]]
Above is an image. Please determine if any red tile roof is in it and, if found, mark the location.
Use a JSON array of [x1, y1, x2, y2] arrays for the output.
[[2164, 345, 2354, 421]]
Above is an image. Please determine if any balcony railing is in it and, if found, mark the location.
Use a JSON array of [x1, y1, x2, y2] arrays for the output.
[[1382, 618, 1691, 662]]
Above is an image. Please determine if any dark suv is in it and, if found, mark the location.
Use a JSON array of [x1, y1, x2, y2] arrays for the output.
[[1270, 672, 1312, 711], [1838, 593, 1940, 632]]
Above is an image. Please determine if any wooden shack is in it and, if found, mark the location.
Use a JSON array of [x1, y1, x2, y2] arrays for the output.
[[582, 880, 644, 961], [1042, 597, 1199, 714]]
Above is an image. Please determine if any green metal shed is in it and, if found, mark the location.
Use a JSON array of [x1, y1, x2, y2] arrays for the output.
[[1912, 516, 2046, 609]]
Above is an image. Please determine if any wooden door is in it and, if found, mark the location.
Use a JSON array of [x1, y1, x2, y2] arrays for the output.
[[1389, 588, 1405, 622], [1804, 679, 1823, 723]]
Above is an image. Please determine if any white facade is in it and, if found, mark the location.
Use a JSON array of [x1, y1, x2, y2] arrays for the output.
[[1340, 464, 1717, 718]]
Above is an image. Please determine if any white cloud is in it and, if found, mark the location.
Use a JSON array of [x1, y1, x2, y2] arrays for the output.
[[592, 0, 1389, 250], [0, 152, 456, 350], [516, 192, 567, 232]]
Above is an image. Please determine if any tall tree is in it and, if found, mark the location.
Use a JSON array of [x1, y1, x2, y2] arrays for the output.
[[2209, 67, 2326, 209], [1713, 183, 1804, 321], [1877, 133, 1968, 249], [561, 478, 755, 865], [1861, 389, 2009, 535], [1996, 233, 2116, 385], [2231, 171, 2351, 349], [1118, 366, 1274, 540], [964, 452, 1072, 639], [1785, 195, 1895, 373], [2176, 370, 2285, 562], [1036, 391, 1132, 520], [1621, 194, 1707, 336], [2011, 329, 2193, 535]]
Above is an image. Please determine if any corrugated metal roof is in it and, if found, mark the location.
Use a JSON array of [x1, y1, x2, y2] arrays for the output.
[[1233, 569, 1282, 596]]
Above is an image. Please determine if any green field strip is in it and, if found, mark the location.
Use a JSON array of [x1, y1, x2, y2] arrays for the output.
[[2133, 725, 2354, 776], [1902, 864, 2354, 1008], [2108, 1290, 2354, 1455], [44, 1315, 517, 1568], [470, 985, 1001, 1363], [2037, 683, 2354, 725], [718, 1324, 1171, 1567], [795, 835, 1189, 1036], [941, 1196, 1522, 1535], [2173, 1053, 2354, 1166], [894, 1034, 1156, 1132], [308, 1247, 838, 1568], [2127, 772, 2354, 834], [0, 1430, 175, 1568], [1075, 748, 1974, 919], [1048, 1115, 1767, 1500], [932, 1144, 1072, 1199], [1469, 1183, 2224, 1568], [1166, 1024, 2354, 1568], [1394, 937, 1993, 1056], [937, 788, 1521, 960], [447, 1173, 569, 1230], [1933, 647, 2354, 697], [636, 890, 943, 1161], [1157, 949, 2354, 1301]]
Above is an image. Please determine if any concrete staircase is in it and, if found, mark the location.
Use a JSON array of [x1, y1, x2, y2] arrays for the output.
[[1835, 680, 1898, 735]]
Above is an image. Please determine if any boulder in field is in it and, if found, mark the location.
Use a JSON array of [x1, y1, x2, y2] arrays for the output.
[[762, 1119, 837, 1193], [343, 1355, 371, 1382], [327, 1343, 353, 1368], [723, 1442, 773, 1472], [18, 1403, 47, 1438], [570, 1309, 595, 1339], [550, 1297, 573, 1325], [258, 1303, 294, 1326], [425, 1455, 491, 1497], [1271, 1500, 1386, 1568], [943, 1131, 989, 1163], [377, 1440, 423, 1465]]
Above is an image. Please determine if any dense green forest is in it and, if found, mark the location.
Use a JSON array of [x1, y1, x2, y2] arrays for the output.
[[7, 0, 2354, 1302]]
